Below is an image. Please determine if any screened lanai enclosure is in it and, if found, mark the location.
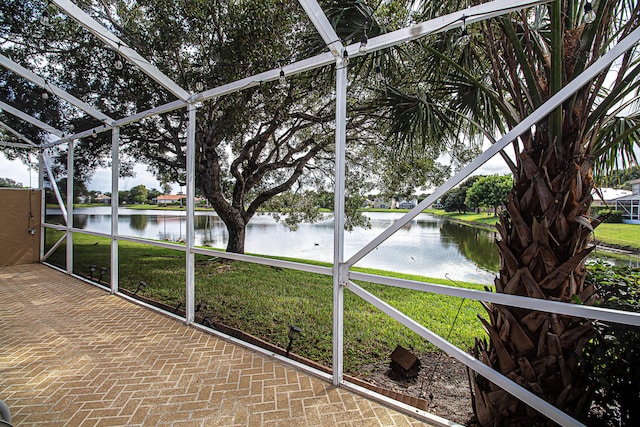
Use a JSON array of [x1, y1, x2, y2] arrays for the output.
[[2, 1, 640, 426]]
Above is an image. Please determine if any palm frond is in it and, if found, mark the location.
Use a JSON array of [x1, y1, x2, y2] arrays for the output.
[[592, 113, 640, 177]]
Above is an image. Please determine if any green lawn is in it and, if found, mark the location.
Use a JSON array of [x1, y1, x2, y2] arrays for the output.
[[45, 231, 486, 375], [423, 209, 500, 226], [592, 223, 640, 251]]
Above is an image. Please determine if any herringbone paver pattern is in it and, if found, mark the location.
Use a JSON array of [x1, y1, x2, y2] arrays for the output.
[[0, 264, 430, 426]]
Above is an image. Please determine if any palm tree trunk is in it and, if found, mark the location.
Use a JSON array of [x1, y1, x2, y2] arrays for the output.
[[470, 128, 600, 425]]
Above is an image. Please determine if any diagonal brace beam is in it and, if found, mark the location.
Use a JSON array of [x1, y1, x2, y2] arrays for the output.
[[0, 53, 115, 125], [298, 0, 344, 57], [0, 119, 38, 147], [0, 101, 64, 138], [51, 0, 190, 101], [346, 25, 640, 268]]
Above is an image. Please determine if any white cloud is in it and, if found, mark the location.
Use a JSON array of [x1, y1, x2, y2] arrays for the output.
[[0, 155, 37, 188], [474, 151, 513, 175]]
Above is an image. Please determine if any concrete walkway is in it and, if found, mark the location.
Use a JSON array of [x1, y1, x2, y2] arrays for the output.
[[0, 264, 430, 426]]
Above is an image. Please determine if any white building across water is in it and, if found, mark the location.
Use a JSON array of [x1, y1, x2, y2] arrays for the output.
[[614, 179, 640, 224]]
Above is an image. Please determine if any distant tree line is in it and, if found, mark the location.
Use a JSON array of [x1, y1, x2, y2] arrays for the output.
[[0, 177, 23, 188], [42, 179, 167, 206]]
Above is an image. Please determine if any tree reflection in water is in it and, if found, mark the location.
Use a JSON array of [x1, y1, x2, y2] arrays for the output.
[[438, 221, 499, 273]]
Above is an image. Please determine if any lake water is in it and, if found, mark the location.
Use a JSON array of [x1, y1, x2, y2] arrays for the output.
[[47, 207, 503, 284]]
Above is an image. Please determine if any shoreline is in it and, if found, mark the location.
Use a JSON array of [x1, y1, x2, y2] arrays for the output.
[[422, 209, 640, 257]]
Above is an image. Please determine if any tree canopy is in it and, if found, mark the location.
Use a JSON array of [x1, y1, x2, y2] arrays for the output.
[[465, 174, 512, 215], [0, 0, 462, 253]]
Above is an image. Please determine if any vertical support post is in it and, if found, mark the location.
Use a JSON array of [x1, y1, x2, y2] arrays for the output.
[[111, 127, 120, 294], [66, 140, 74, 274], [332, 59, 347, 385], [38, 149, 45, 261], [185, 103, 197, 324]]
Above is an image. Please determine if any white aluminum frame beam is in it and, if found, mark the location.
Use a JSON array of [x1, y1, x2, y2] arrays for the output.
[[347, 25, 640, 268], [0, 101, 63, 138], [185, 104, 196, 324], [0, 140, 34, 149], [42, 151, 67, 225], [42, 233, 66, 262], [332, 57, 348, 385], [0, 120, 38, 147], [297, 0, 350, 387], [51, 0, 190, 102], [344, 0, 551, 57], [37, 0, 549, 148], [350, 271, 640, 327], [110, 127, 119, 294], [66, 139, 74, 274], [39, 150, 45, 260], [298, 0, 344, 57], [0, 53, 115, 125], [42, 100, 188, 148]]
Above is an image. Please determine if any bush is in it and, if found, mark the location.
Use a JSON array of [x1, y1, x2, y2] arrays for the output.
[[597, 209, 624, 223], [609, 210, 624, 223], [582, 262, 640, 426]]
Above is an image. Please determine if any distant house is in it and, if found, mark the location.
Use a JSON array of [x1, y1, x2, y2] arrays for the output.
[[397, 199, 417, 209], [154, 194, 187, 206], [372, 197, 390, 209], [94, 194, 111, 204], [614, 179, 640, 224], [591, 187, 632, 208]]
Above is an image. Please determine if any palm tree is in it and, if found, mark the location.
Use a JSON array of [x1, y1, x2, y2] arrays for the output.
[[361, 0, 639, 424]]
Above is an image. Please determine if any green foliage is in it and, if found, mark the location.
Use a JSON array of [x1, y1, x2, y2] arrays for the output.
[[596, 167, 640, 190], [443, 187, 467, 213], [442, 176, 480, 213], [465, 174, 512, 215], [128, 185, 149, 205], [147, 188, 161, 203], [582, 262, 640, 426], [0, 177, 23, 188], [591, 206, 624, 224], [315, 190, 334, 210], [608, 211, 624, 225]]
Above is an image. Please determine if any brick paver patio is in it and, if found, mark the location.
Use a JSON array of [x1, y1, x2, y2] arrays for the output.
[[0, 264, 431, 426]]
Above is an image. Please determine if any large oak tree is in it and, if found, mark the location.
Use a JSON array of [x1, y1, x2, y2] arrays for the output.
[[1, 0, 455, 253]]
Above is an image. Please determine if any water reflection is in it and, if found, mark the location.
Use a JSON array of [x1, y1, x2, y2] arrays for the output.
[[72, 215, 89, 229], [129, 215, 148, 231], [439, 221, 499, 273], [44, 208, 501, 283]]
